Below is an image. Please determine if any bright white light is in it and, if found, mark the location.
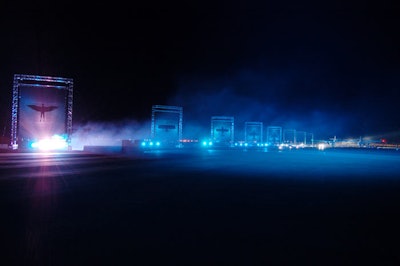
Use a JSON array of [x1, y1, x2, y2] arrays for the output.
[[31, 142, 39, 148], [318, 143, 326, 150], [31, 135, 68, 151]]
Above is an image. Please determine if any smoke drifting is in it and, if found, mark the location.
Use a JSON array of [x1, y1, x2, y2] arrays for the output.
[[167, 69, 354, 141], [71, 119, 151, 150], [71, 67, 395, 149]]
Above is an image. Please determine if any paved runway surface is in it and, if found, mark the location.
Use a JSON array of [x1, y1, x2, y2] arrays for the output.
[[1, 148, 400, 265]]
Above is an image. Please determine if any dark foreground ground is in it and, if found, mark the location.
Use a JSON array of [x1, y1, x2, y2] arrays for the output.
[[1, 147, 400, 265]]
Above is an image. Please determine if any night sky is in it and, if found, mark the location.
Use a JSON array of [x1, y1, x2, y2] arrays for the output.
[[0, 1, 399, 142]]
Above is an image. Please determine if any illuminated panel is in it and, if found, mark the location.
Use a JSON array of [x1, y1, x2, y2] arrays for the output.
[[11, 74, 73, 150], [266, 126, 282, 145], [151, 105, 183, 147], [245, 122, 263, 144], [283, 129, 296, 144], [296, 131, 307, 145], [211, 116, 234, 146]]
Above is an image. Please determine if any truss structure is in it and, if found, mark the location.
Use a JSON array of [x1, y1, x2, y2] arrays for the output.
[[266, 126, 282, 145], [151, 105, 183, 146], [283, 128, 296, 144], [11, 74, 73, 149], [296, 131, 307, 145], [244, 121, 263, 143], [211, 116, 234, 146]]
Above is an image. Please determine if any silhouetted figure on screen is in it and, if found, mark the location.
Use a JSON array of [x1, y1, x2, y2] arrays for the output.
[[28, 103, 58, 122], [216, 127, 229, 136]]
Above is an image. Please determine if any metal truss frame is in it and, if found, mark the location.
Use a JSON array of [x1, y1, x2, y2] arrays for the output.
[[11, 74, 73, 149], [211, 116, 234, 145], [307, 132, 314, 146], [296, 131, 307, 145], [244, 121, 263, 143], [151, 105, 183, 145], [266, 126, 283, 144], [283, 128, 297, 144]]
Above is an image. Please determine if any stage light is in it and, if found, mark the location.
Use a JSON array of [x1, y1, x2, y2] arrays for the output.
[[202, 141, 213, 147], [31, 134, 68, 151], [318, 143, 326, 150], [30, 142, 39, 148]]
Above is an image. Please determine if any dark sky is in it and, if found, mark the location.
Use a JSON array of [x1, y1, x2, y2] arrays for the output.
[[0, 1, 399, 141]]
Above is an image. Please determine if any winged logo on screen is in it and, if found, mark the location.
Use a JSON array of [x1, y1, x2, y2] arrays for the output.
[[216, 127, 229, 136], [28, 104, 58, 122]]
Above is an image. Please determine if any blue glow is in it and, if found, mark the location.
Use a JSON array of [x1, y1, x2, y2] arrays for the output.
[[30, 141, 38, 148], [202, 141, 213, 147]]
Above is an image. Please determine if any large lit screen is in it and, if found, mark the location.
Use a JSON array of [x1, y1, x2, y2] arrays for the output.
[[245, 122, 263, 143], [212, 118, 233, 143], [19, 84, 67, 145], [267, 127, 282, 144], [153, 111, 180, 143]]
